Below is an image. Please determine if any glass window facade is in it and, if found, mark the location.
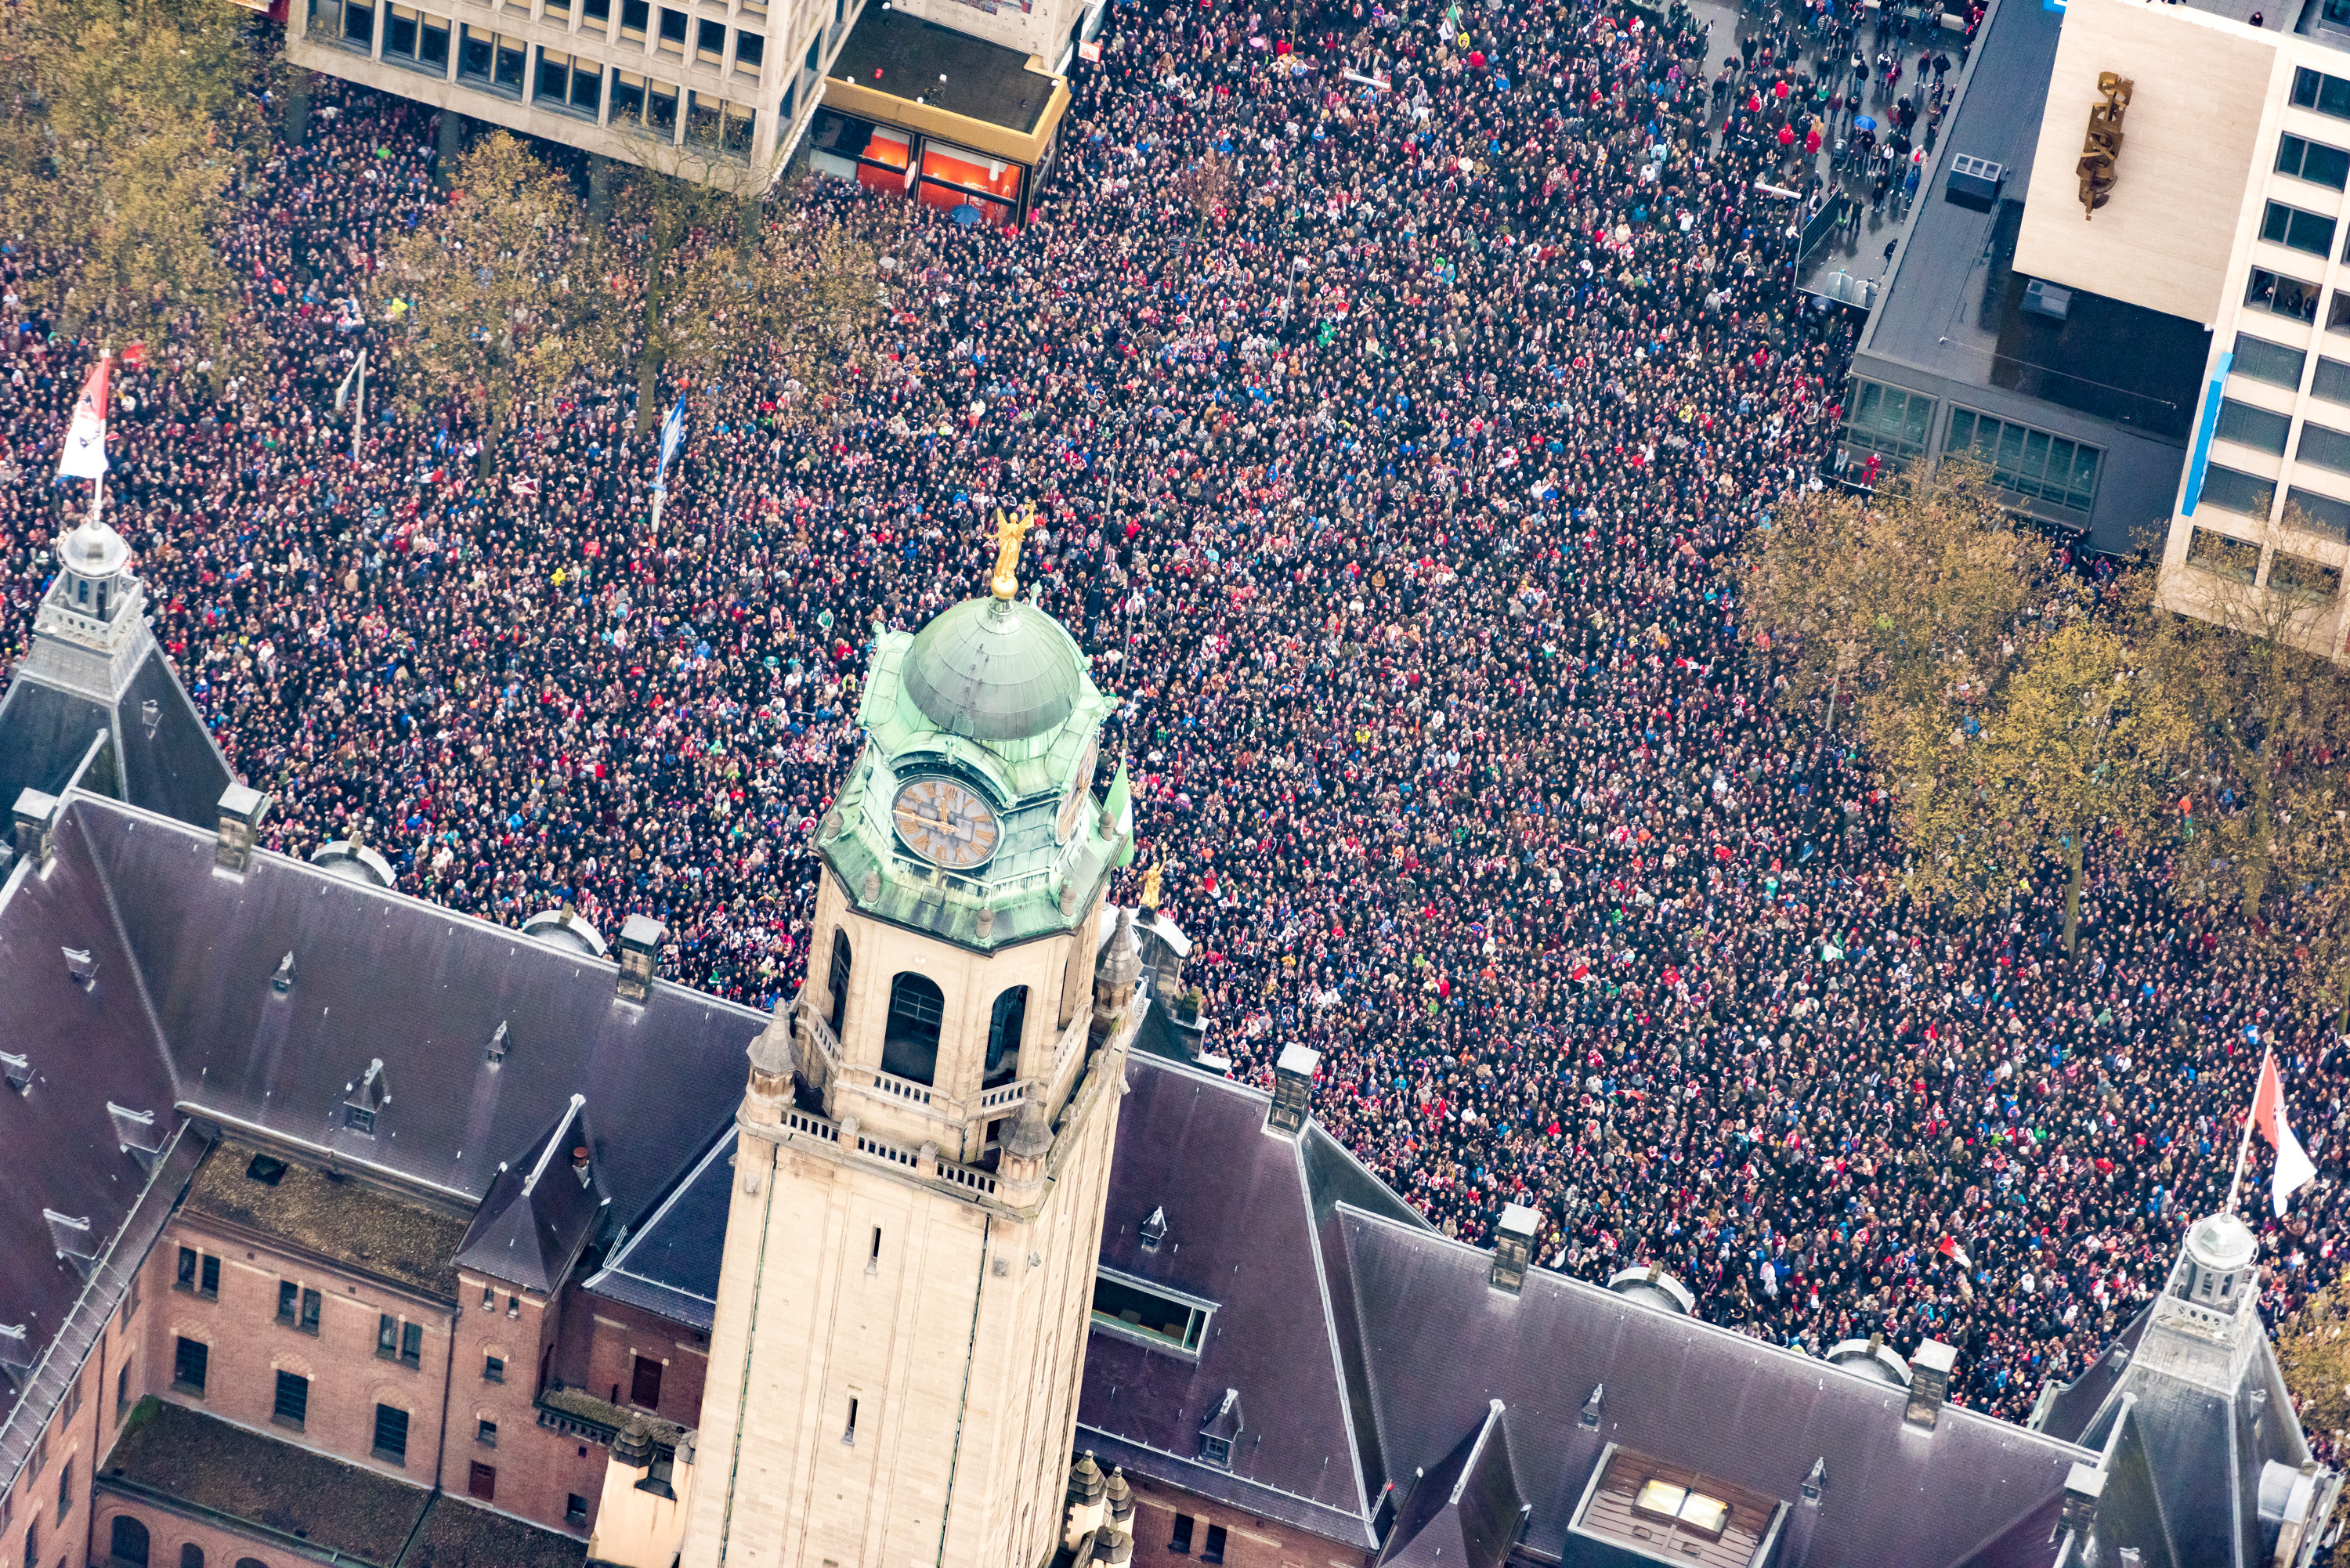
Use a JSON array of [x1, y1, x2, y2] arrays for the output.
[[1944, 409, 2102, 510], [1842, 378, 1934, 461]]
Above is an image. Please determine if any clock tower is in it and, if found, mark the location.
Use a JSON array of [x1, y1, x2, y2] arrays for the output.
[[678, 533, 1139, 1568]]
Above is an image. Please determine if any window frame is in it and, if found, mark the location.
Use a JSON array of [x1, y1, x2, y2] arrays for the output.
[[2251, 266, 2324, 324], [273, 1370, 310, 1429], [1943, 407, 2102, 511], [172, 1335, 208, 1396], [1090, 1267, 1217, 1357], [2235, 334, 2309, 391], [2295, 64, 2350, 120], [373, 1403, 411, 1465], [2261, 198, 2338, 257], [1840, 376, 1935, 463]]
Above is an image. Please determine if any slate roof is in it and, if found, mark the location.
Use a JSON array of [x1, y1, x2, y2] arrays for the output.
[[1076, 1055, 1419, 1548], [0, 791, 768, 1503], [582, 1125, 738, 1331], [1078, 1055, 2110, 1568], [454, 1094, 610, 1294], [0, 627, 231, 832], [1373, 1399, 1526, 1568]]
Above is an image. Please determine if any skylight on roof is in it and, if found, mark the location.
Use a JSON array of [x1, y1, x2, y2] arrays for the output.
[[1633, 1480, 1729, 1540]]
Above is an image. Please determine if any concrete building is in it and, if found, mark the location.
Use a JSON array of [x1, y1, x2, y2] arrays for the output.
[[0, 519, 2338, 1568], [279, 0, 1086, 208], [1836, 0, 2205, 555], [1844, 0, 2350, 654], [2008, 0, 2350, 653]]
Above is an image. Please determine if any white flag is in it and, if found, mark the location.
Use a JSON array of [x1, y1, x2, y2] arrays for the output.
[[335, 349, 366, 413], [653, 396, 687, 493], [56, 354, 110, 479]]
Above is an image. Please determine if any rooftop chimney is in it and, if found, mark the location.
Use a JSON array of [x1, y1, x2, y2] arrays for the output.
[[215, 783, 270, 873], [2059, 1461, 2103, 1541], [617, 915, 667, 1002], [1489, 1202, 1540, 1294], [1266, 1044, 1320, 1135], [1905, 1338, 1958, 1429], [13, 788, 59, 870]]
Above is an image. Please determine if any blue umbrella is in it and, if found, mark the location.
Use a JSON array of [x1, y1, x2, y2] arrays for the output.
[[1853, 114, 1878, 130], [949, 202, 983, 226]]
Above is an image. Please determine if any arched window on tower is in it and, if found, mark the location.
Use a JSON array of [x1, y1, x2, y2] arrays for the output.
[[826, 930, 853, 1039], [882, 973, 945, 1086], [985, 986, 1029, 1088]]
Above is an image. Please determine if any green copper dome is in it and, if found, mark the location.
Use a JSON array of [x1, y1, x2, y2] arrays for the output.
[[901, 596, 1084, 742]]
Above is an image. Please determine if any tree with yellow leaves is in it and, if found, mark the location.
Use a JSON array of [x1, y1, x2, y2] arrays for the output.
[[378, 133, 616, 477], [0, 0, 262, 370]]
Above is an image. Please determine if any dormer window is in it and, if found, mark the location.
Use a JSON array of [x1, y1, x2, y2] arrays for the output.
[[1195, 1387, 1242, 1469], [343, 1058, 390, 1136], [1139, 1208, 1168, 1252]]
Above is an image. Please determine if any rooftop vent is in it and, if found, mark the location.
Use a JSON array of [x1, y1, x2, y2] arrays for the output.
[[271, 952, 298, 993], [1266, 1043, 1319, 1136], [215, 783, 270, 873], [1579, 1385, 1603, 1430], [107, 1103, 165, 1168], [1944, 153, 2005, 210], [0, 1052, 28, 1094], [309, 840, 396, 887], [2023, 278, 2073, 322], [1490, 1202, 1540, 1294], [13, 787, 59, 869], [1138, 1207, 1168, 1252], [44, 1209, 96, 1276], [62, 947, 96, 988], [1905, 1339, 1959, 1429], [1198, 1389, 1243, 1468], [522, 905, 609, 958], [617, 915, 667, 1002], [1802, 1458, 1825, 1504], [1606, 1264, 1697, 1317], [486, 1021, 511, 1067], [1826, 1334, 1911, 1389]]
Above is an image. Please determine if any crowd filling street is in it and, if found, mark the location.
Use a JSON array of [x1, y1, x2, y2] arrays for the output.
[[1, 0, 2336, 1436]]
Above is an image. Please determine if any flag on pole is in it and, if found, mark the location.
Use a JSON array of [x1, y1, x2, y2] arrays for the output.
[[2252, 1046, 2318, 1216], [335, 349, 367, 413], [56, 354, 110, 479], [653, 395, 688, 493], [1936, 1236, 1972, 1270]]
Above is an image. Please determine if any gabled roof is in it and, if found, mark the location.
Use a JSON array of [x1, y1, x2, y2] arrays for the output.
[[0, 625, 230, 831], [583, 1125, 738, 1331], [70, 797, 765, 1221], [1076, 1054, 1426, 1548], [1374, 1400, 1525, 1568], [0, 820, 183, 1452], [454, 1094, 608, 1294], [1325, 1205, 2095, 1568]]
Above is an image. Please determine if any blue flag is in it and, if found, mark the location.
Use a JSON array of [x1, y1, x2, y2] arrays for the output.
[[653, 396, 688, 493]]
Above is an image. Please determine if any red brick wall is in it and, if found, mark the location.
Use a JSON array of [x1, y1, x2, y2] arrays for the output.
[[573, 1293, 710, 1428], [438, 1271, 601, 1537], [2, 1260, 152, 1568], [152, 1217, 454, 1487], [1117, 1471, 1372, 1568], [96, 1487, 312, 1568]]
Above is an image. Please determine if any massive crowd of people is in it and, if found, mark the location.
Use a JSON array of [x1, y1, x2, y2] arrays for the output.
[[0, 0, 2341, 1438]]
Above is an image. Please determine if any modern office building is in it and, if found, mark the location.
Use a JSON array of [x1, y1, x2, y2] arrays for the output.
[[1844, 0, 2350, 652], [2009, 0, 2350, 652], [280, 0, 1086, 201], [1835, 0, 2204, 555]]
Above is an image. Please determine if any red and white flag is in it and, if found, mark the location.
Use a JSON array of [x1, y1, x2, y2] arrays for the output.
[[56, 352, 109, 479], [1936, 1236, 1972, 1269], [2252, 1046, 2319, 1216]]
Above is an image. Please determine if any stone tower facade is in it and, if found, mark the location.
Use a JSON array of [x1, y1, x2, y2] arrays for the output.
[[678, 582, 1139, 1568]]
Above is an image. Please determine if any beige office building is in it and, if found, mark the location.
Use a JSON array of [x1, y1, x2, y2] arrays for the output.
[[2012, 0, 2350, 652], [281, 0, 1089, 193]]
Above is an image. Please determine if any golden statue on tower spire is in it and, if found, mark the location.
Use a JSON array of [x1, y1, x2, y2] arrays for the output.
[[990, 506, 1036, 601]]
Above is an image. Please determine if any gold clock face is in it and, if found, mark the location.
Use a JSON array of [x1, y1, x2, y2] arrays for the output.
[[1058, 739, 1099, 842], [891, 777, 1001, 869]]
